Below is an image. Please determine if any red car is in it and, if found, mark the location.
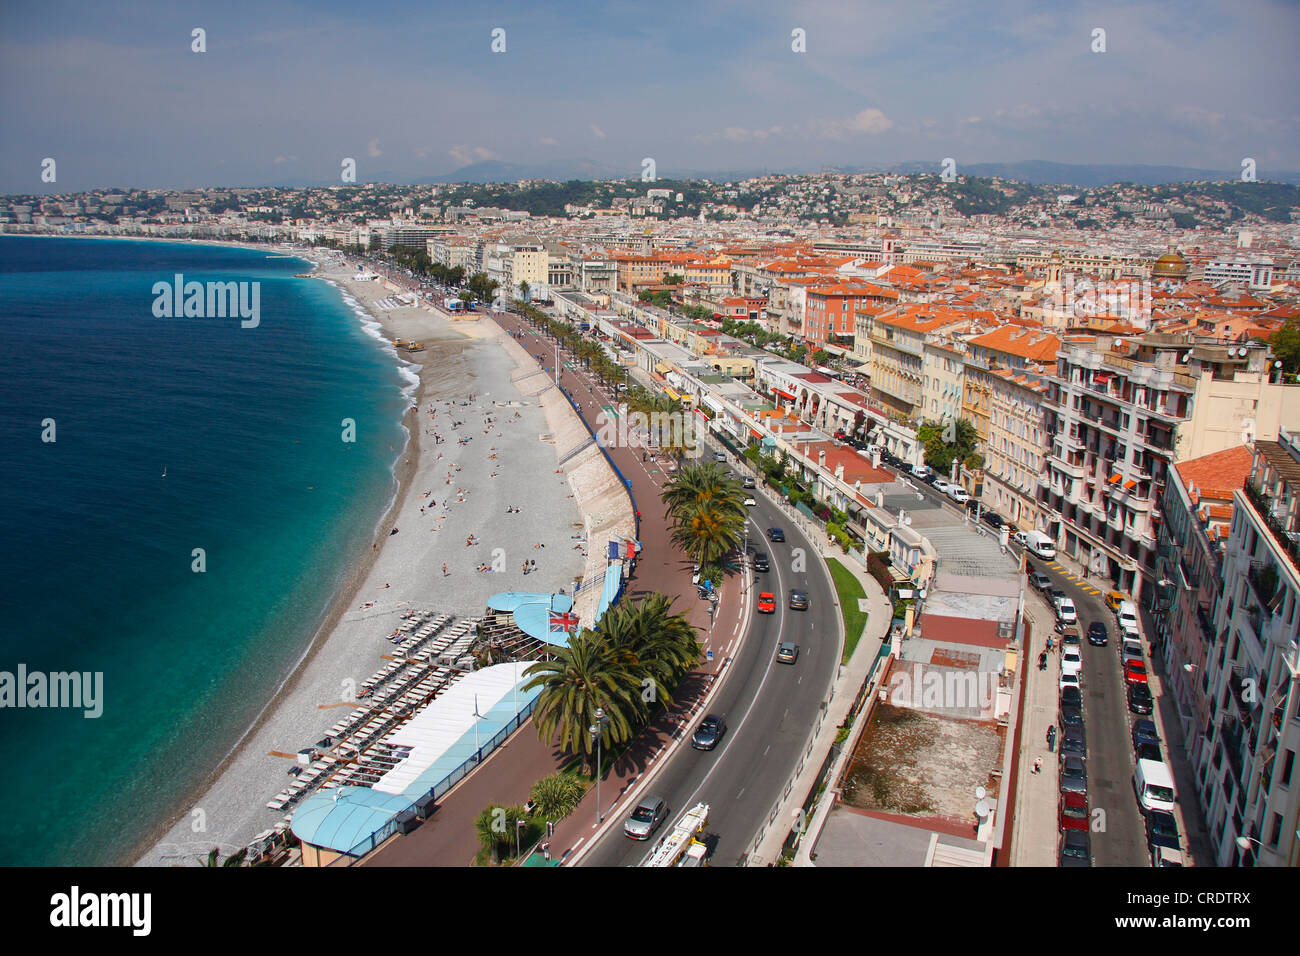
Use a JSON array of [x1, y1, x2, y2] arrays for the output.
[[757, 592, 776, 614], [1125, 659, 1148, 685], [1059, 791, 1088, 832]]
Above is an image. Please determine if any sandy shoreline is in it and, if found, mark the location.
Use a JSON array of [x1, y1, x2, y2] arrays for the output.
[[132, 248, 623, 866]]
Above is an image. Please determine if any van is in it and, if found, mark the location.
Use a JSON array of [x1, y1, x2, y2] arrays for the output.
[[1023, 530, 1056, 561], [1134, 758, 1176, 814], [1117, 601, 1140, 634]]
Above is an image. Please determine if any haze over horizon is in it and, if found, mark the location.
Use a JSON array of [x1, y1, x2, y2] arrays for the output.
[[2, 0, 1298, 194]]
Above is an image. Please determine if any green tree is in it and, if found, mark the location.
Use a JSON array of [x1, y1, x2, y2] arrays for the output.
[[917, 417, 980, 472], [1269, 320, 1300, 374], [529, 773, 585, 821], [474, 804, 527, 864]]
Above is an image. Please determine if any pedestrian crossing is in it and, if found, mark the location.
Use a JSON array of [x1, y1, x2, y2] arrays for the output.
[[1045, 561, 1103, 594]]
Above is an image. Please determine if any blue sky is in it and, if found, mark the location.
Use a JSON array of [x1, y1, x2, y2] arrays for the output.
[[2, 0, 1297, 193]]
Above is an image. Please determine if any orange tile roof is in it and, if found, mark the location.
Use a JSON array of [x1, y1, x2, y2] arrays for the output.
[[967, 325, 1061, 362], [1175, 445, 1254, 502]]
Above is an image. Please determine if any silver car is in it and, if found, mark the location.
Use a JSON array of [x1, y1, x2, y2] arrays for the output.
[[623, 796, 669, 840]]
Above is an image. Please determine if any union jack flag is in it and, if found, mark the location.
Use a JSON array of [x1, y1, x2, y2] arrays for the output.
[[549, 611, 580, 633]]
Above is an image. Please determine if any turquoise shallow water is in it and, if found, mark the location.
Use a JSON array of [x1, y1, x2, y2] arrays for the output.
[[0, 236, 410, 865]]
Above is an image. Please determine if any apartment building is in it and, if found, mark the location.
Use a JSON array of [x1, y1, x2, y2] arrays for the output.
[[1198, 432, 1300, 866], [922, 339, 966, 424], [1037, 335, 1300, 599], [1150, 446, 1252, 774], [864, 304, 981, 420], [803, 282, 893, 349]]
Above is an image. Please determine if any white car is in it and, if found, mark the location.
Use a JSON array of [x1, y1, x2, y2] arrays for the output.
[[744, 496, 757, 507], [910, 463, 930, 479], [947, 485, 970, 504], [932, 479, 952, 494], [1060, 671, 1082, 694], [1057, 597, 1078, 625], [1061, 647, 1083, 678]]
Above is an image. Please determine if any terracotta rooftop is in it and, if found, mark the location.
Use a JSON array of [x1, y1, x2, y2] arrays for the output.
[[1175, 445, 1254, 502]]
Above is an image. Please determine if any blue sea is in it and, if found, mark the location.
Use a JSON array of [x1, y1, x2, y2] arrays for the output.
[[0, 236, 413, 865]]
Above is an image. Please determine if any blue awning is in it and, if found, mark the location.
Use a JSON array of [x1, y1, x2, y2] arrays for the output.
[[596, 564, 625, 622], [487, 591, 576, 647], [291, 787, 413, 855]]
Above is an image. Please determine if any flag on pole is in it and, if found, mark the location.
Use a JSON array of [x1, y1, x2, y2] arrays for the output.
[[549, 611, 580, 634]]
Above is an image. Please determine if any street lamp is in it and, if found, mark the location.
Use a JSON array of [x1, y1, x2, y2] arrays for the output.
[[589, 707, 609, 823]]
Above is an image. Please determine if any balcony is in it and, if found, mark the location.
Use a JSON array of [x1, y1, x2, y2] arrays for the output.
[[1245, 481, 1300, 573], [1247, 561, 1280, 612]]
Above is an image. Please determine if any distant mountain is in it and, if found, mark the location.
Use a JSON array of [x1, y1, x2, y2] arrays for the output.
[[882, 159, 1300, 188], [419, 158, 629, 185]]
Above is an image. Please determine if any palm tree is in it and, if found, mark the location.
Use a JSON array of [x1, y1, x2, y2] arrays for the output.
[[669, 498, 746, 570], [597, 593, 700, 709], [524, 631, 640, 774], [530, 773, 585, 821]]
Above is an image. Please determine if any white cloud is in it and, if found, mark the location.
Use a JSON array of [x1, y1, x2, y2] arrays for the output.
[[539, 136, 559, 146], [590, 124, 606, 139], [808, 108, 894, 140], [367, 138, 382, 158], [273, 155, 296, 164], [447, 144, 500, 166]]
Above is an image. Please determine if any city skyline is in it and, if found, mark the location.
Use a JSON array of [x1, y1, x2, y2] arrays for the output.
[[3, 0, 1298, 194]]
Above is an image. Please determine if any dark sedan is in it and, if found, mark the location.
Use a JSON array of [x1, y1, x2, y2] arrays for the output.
[[1059, 755, 1088, 796], [691, 714, 727, 751], [1087, 620, 1109, 646], [1061, 725, 1087, 759], [1060, 830, 1093, 867], [1132, 719, 1160, 749], [1146, 810, 1181, 851], [1060, 704, 1085, 728], [767, 527, 785, 543], [753, 551, 770, 572], [981, 511, 1006, 530], [1128, 682, 1154, 715]]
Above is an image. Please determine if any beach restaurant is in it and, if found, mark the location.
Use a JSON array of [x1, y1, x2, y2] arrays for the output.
[[292, 591, 583, 867]]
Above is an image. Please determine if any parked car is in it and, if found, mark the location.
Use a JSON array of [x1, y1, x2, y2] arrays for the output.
[[789, 588, 810, 611], [1062, 725, 1087, 759], [744, 496, 757, 507], [753, 551, 770, 572], [1060, 626, 1082, 647], [1060, 703, 1085, 728], [1059, 791, 1089, 832], [623, 796, 669, 840], [947, 485, 970, 504], [691, 714, 727, 750], [1059, 755, 1088, 796], [1029, 570, 1052, 592], [1128, 682, 1154, 715], [1105, 590, 1131, 613], [1136, 741, 1163, 763], [1061, 647, 1083, 678], [1060, 672, 1082, 696], [1117, 601, 1141, 635], [1121, 640, 1144, 664], [776, 641, 799, 664], [1059, 829, 1093, 867], [1125, 659, 1148, 685], [757, 592, 776, 614], [767, 527, 785, 542], [1057, 598, 1079, 625], [1132, 719, 1160, 750], [932, 479, 952, 494], [713, 452, 727, 463], [910, 463, 930, 479], [1087, 620, 1109, 646], [981, 511, 1006, 530], [1146, 809, 1181, 853], [1049, 587, 1067, 607]]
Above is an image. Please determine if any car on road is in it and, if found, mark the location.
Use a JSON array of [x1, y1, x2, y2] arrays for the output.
[[691, 714, 727, 750], [767, 527, 785, 543], [947, 485, 970, 504], [1060, 830, 1093, 867], [1128, 682, 1154, 715], [910, 463, 930, 480], [1146, 809, 1181, 853], [1059, 791, 1089, 832], [757, 592, 776, 614], [931, 478, 952, 494], [623, 796, 669, 840], [1062, 724, 1087, 759], [776, 641, 799, 664], [789, 588, 810, 611], [1132, 719, 1160, 749], [1125, 659, 1148, 685], [742, 476, 756, 489], [1029, 570, 1052, 593], [1059, 755, 1088, 796], [753, 551, 770, 572], [1105, 590, 1130, 613], [1049, 587, 1067, 607], [981, 510, 1006, 530], [1057, 597, 1079, 625], [744, 496, 757, 507], [1061, 647, 1083, 678], [1135, 741, 1163, 763], [1087, 621, 1109, 646], [713, 452, 727, 463], [1060, 672, 1082, 696]]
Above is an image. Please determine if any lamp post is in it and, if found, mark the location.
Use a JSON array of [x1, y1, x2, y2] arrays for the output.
[[589, 707, 609, 823]]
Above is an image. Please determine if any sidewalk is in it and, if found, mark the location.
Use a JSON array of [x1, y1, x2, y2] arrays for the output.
[[1009, 597, 1061, 866]]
